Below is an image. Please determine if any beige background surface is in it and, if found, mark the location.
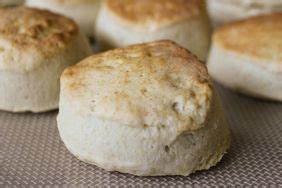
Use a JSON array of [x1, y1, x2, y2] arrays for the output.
[[0, 84, 282, 186]]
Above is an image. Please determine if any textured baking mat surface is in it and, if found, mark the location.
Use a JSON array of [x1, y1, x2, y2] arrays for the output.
[[1, 85, 282, 187]]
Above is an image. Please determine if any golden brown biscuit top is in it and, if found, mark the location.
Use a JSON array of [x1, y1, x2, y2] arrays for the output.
[[214, 13, 282, 63], [0, 6, 78, 55], [62, 40, 212, 133], [105, 0, 204, 27]]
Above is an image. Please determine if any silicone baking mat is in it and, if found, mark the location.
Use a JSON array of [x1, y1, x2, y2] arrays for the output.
[[1, 85, 282, 187]]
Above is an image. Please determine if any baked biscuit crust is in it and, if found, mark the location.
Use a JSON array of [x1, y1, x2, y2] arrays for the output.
[[62, 40, 212, 133], [104, 0, 205, 27], [214, 13, 282, 71], [0, 7, 78, 55]]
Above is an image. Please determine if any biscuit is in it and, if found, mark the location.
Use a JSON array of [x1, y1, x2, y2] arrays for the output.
[[0, 7, 92, 112], [95, 0, 211, 60], [207, 13, 282, 101], [57, 40, 230, 176]]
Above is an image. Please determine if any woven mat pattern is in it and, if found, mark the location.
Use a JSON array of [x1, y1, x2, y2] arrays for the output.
[[1, 85, 282, 187]]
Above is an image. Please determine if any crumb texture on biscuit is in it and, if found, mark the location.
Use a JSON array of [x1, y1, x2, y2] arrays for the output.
[[62, 40, 212, 134], [104, 0, 205, 26], [214, 13, 282, 63], [0, 7, 78, 54]]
